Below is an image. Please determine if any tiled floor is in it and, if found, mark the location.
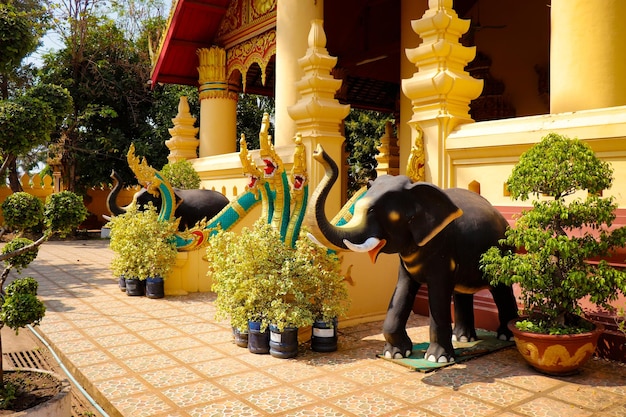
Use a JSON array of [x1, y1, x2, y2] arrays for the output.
[[13, 240, 626, 417]]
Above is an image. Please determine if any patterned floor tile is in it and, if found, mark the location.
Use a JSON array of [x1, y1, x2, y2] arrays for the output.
[[513, 396, 594, 417], [168, 346, 226, 363], [95, 332, 142, 348], [547, 384, 624, 411], [280, 403, 354, 417], [79, 361, 129, 381], [331, 390, 407, 417], [138, 327, 186, 341], [459, 380, 535, 407], [215, 370, 282, 394], [186, 398, 264, 417], [339, 363, 406, 385], [141, 366, 204, 389], [52, 338, 99, 354], [191, 357, 251, 378], [193, 330, 236, 344], [66, 349, 111, 366], [420, 393, 500, 417], [93, 376, 150, 399], [263, 360, 327, 382], [383, 408, 441, 417], [108, 342, 160, 359], [498, 368, 565, 393], [421, 366, 487, 390], [81, 324, 128, 337], [110, 392, 174, 417], [378, 380, 444, 404], [245, 386, 317, 414], [123, 353, 181, 373], [294, 375, 361, 398], [153, 336, 204, 351], [161, 380, 229, 407]]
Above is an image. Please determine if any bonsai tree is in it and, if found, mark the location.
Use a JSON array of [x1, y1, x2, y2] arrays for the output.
[[0, 191, 87, 405], [206, 220, 350, 333], [108, 203, 179, 281], [480, 133, 626, 334]]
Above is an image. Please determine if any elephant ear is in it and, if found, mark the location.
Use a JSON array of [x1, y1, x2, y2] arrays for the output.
[[407, 183, 463, 247]]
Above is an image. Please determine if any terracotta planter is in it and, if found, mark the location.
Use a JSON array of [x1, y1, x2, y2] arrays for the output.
[[508, 318, 604, 375]]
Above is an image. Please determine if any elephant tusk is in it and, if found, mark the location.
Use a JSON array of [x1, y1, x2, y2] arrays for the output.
[[343, 237, 380, 252], [343, 237, 386, 263]]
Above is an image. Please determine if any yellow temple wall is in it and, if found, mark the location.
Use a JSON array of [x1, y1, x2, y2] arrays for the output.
[[447, 106, 626, 208]]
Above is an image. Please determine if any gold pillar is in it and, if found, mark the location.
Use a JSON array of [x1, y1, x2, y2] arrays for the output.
[[551, 0, 626, 113], [401, 0, 483, 187], [197, 46, 238, 157], [287, 19, 350, 216], [165, 96, 199, 162], [275, 0, 323, 147]]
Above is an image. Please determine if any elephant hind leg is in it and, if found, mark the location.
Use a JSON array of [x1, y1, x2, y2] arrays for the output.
[[452, 293, 477, 342], [490, 284, 519, 340]]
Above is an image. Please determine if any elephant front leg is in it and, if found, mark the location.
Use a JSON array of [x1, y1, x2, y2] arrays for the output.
[[452, 293, 477, 342], [382, 265, 419, 359], [426, 282, 455, 363]]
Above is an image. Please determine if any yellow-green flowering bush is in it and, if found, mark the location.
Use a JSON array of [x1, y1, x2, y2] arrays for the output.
[[206, 220, 350, 333], [108, 204, 179, 279], [160, 160, 201, 190]]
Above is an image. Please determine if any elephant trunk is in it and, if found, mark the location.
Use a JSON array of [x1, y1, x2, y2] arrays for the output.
[[305, 145, 372, 252], [106, 170, 128, 216]]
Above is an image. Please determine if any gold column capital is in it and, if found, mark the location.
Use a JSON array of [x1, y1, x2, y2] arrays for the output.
[[197, 46, 238, 101]]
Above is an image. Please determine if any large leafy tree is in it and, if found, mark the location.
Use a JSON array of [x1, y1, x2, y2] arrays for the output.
[[0, 1, 70, 191], [236, 94, 275, 150], [39, 0, 165, 191], [344, 109, 394, 196]]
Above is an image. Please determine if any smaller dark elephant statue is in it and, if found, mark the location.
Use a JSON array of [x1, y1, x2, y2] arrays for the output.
[[307, 146, 518, 363], [107, 171, 229, 231]]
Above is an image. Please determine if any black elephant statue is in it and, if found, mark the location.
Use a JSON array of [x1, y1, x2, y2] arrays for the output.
[[306, 146, 518, 363], [107, 171, 230, 231]]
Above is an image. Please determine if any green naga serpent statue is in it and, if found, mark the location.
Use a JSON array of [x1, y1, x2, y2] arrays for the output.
[[126, 113, 310, 250]]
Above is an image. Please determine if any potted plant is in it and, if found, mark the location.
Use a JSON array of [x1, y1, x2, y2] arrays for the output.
[[108, 203, 179, 298], [0, 190, 87, 413], [295, 231, 350, 352], [480, 133, 626, 375], [206, 219, 350, 358]]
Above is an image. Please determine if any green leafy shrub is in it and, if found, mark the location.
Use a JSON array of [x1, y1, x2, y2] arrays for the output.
[[1, 277, 45, 332], [43, 191, 89, 237], [108, 203, 179, 279], [1, 192, 43, 231], [206, 220, 350, 332], [160, 160, 201, 190], [2, 238, 37, 272], [0, 189, 87, 391], [480, 133, 626, 334]]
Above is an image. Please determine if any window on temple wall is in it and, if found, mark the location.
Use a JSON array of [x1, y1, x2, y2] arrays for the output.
[[343, 108, 395, 198]]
